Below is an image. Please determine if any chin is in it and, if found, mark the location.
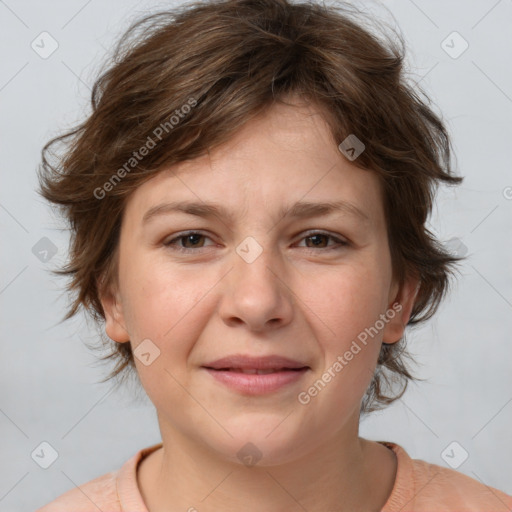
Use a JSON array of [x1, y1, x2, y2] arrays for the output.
[[207, 420, 309, 468]]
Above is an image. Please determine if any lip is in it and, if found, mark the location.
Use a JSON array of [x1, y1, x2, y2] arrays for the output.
[[203, 354, 309, 371], [201, 354, 310, 395], [203, 367, 309, 395]]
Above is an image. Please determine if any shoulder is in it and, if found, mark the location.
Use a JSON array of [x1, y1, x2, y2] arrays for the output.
[[36, 471, 119, 512], [35, 443, 161, 512], [412, 457, 512, 510], [380, 441, 512, 512]]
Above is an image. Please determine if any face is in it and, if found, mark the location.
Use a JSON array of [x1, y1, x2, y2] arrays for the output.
[[101, 98, 418, 466]]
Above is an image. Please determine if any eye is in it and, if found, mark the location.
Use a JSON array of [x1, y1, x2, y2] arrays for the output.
[[162, 230, 349, 254], [162, 231, 215, 253], [296, 231, 349, 251]]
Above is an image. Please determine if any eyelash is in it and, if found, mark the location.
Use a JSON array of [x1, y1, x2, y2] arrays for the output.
[[162, 230, 349, 254]]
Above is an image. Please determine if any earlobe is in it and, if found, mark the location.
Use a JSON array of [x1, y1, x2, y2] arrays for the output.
[[382, 275, 420, 344], [98, 284, 130, 344]]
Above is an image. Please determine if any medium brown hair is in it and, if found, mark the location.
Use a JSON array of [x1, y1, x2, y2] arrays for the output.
[[38, 0, 464, 413]]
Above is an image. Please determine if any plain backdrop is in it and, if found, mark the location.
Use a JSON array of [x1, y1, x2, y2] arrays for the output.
[[1, 0, 511, 510]]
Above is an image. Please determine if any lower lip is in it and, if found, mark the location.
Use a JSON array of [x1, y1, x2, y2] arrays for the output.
[[203, 368, 309, 395]]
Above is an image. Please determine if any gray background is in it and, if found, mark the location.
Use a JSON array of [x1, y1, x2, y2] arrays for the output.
[[1, 0, 511, 510]]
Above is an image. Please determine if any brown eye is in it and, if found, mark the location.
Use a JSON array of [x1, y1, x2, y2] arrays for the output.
[[163, 231, 214, 252], [299, 231, 349, 251], [179, 233, 206, 248], [305, 233, 330, 248]]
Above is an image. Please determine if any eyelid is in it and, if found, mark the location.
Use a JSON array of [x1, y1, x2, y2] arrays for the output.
[[298, 229, 350, 245], [162, 230, 216, 247], [162, 229, 350, 253]]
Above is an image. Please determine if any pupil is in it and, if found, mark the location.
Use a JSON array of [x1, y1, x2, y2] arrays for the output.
[[309, 234, 326, 247], [185, 234, 202, 247]]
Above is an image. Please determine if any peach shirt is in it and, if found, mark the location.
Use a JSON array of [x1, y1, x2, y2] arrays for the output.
[[37, 441, 512, 511]]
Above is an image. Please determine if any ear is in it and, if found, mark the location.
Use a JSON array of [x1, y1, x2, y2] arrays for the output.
[[382, 273, 420, 344], [98, 279, 130, 344]]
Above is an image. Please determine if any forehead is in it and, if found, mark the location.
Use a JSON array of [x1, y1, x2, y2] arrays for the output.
[[123, 100, 384, 229]]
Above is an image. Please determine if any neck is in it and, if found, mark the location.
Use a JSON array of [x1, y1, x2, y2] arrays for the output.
[[137, 424, 397, 512]]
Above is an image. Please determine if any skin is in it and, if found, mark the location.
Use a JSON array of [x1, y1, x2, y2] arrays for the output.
[[100, 96, 419, 512]]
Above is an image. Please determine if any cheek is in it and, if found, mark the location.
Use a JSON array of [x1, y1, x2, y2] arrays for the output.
[[302, 262, 389, 346], [120, 264, 216, 399], [120, 261, 215, 352], [297, 262, 389, 406]]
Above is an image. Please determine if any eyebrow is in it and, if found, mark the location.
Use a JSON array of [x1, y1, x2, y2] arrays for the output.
[[142, 199, 370, 225]]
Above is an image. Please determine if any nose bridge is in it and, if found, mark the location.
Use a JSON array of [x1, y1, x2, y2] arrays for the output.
[[232, 233, 282, 292]]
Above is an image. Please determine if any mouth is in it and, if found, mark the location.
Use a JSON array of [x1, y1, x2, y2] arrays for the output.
[[204, 367, 308, 374], [201, 354, 310, 394], [203, 354, 309, 371]]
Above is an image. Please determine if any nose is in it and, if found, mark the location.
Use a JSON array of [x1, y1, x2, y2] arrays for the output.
[[217, 241, 294, 332]]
